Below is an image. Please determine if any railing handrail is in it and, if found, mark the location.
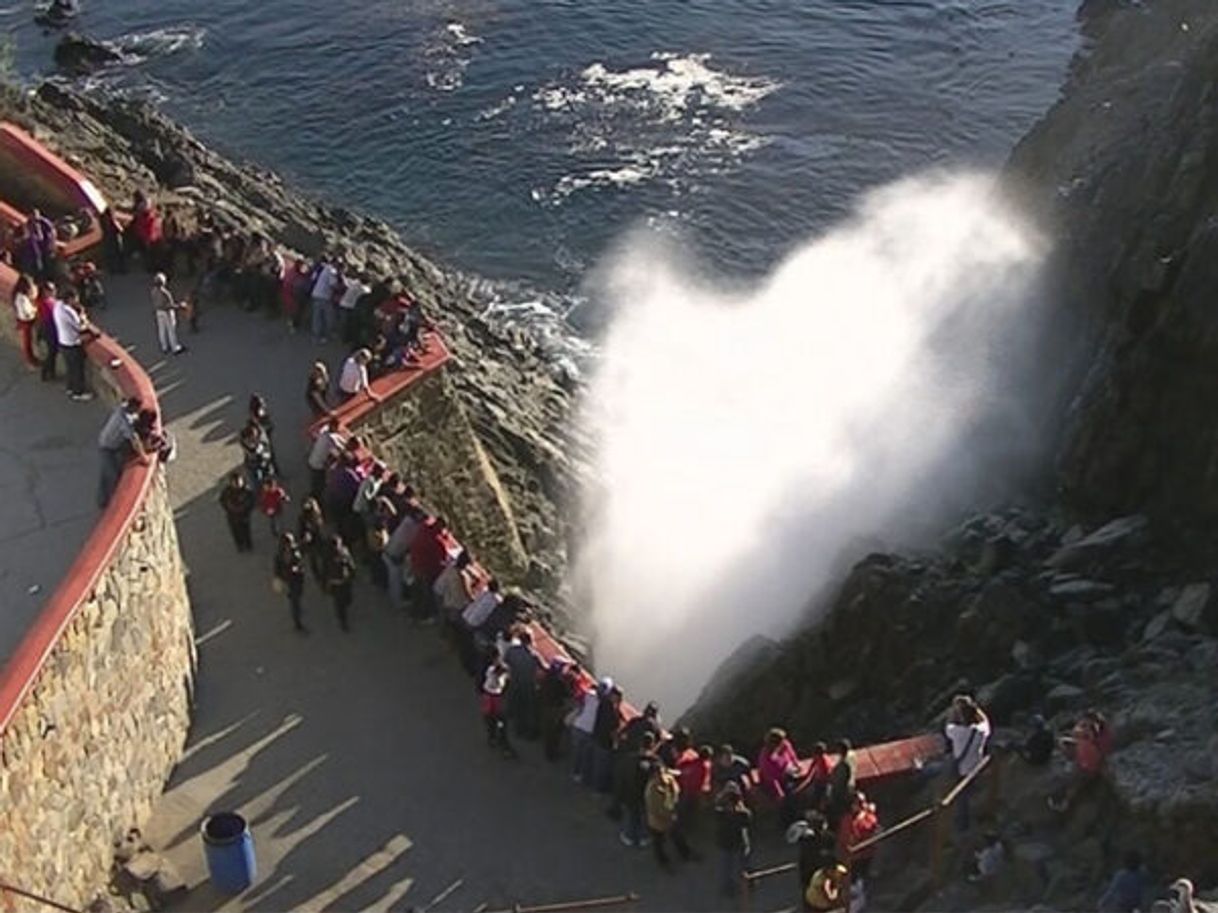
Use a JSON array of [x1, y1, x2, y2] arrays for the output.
[[938, 753, 991, 808], [741, 749, 999, 908]]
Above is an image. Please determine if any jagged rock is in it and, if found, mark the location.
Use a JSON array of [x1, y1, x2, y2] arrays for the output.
[[1045, 683, 1086, 712], [1045, 516, 1148, 570], [1049, 578, 1115, 600], [1143, 610, 1172, 641], [53, 33, 122, 74], [1171, 582, 1211, 629]]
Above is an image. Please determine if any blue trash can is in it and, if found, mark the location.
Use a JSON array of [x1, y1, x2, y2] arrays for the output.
[[201, 812, 256, 893]]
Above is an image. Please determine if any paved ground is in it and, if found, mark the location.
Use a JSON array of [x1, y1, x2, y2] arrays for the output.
[[91, 275, 794, 913], [0, 338, 105, 668]]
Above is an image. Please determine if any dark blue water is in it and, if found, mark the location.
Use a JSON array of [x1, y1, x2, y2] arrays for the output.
[[7, 1, 1078, 299]]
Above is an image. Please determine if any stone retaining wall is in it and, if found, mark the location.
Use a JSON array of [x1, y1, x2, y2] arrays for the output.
[[350, 370, 529, 581], [0, 296, 195, 909], [0, 472, 195, 911]]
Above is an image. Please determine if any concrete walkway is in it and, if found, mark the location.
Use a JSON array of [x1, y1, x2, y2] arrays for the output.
[[0, 339, 104, 668], [91, 275, 780, 913]]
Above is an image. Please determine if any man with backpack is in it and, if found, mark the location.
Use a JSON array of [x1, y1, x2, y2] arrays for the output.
[[645, 757, 690, 869]]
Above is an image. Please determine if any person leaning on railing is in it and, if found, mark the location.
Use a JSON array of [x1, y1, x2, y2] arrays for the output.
[[97, 396, 150, 509]]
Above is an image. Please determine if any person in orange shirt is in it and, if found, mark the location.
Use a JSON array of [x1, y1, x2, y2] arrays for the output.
[[836, 790, 879, 882]]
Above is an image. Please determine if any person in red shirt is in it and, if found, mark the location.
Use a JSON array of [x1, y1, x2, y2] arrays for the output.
[[409, 515, 449, 622], [670, 728, 710, 860], [1049, 709, 1113, 813], [257, 476, 290, 536], [836, 790, 879, 881]]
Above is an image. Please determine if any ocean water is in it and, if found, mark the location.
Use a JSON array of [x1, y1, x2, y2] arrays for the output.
[[7, 1, 1078, 316]]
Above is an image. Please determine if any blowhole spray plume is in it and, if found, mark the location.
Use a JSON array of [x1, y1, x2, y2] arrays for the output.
[[574, 171, 1047, 715]]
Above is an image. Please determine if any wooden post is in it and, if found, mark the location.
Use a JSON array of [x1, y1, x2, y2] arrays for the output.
[[739, 871, 750, 913]]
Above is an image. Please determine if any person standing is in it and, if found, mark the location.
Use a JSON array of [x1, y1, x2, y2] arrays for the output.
[[715, 783, 753, 900], [248, 393, 282, 476], [26, 209, 56, 278], [11, 274, 39, 368], [219, 473, 256, 552], [305, 361, 332, 418], [54, 288, 94, 401], [309, 255, 340, 343], [258, 476, 290, 536], [97, 397, 148, 508], [37, 282, 59, 382], [307, 417, 345, 501], [646, 759, 689, 869], [945, 696, 991, 832], [338, 268, 370, 345], [480, 659, 516, 758], [326, 535, 356, 631], [273, 532, 308, 633], [296, 497, 328, 585], [338, 348, 381, 403], [151, 273, 186, 355]]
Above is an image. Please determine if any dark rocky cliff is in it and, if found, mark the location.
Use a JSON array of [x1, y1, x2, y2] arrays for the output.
[[1011, 0, 1218, 519], [683, 1, 1218, 904]]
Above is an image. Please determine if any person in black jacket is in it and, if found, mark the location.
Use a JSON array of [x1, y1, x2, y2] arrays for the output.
[[326, 535, 356, 632], [219, 473, 255, 552], [273, 532, 307, 633], [592, 683, 623, 794]]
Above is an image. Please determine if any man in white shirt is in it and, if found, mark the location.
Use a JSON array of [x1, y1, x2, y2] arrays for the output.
[[944, 695, 991, 832], [310, 257, 340, 342], [53, 289, 93, 401], [338, 269, 370, 345], [338, 349, 381, 402], [461, 578, 502, 630], [307, 417, 345, 500]]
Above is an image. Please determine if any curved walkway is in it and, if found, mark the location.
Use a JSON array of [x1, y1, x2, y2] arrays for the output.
[[0, 341, 103, 667], [94, 274, 742, 913]]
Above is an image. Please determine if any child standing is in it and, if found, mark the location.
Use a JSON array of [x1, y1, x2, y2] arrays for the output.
[[258, 476, 290, 537]]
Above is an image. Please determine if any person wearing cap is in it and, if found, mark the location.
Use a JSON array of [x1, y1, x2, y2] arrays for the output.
[[592, 683, 624, 794], [480, 659, 515, 758], [715, 781, 753, 899], [150, 272, 186, 355]]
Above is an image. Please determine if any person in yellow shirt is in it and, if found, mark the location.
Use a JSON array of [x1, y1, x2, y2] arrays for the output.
[[805, 863, 849, 912], [645, 761, 690, 869]]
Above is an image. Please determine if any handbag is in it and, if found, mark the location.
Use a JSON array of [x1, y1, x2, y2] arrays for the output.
[[271, 577, 286, 595]]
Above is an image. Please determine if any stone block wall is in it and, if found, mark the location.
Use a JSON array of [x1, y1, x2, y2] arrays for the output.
[[352, 370, 529, 581], [0, 471, 195, 911]]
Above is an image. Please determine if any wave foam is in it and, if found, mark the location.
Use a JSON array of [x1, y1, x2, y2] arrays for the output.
[[523, 52, 778, 206]]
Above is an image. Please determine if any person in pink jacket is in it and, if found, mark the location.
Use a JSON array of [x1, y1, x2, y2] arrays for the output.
[[757, 727, 801, 800]]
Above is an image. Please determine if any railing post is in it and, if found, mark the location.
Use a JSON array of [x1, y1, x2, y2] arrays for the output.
[[738, 872, 750, 913]]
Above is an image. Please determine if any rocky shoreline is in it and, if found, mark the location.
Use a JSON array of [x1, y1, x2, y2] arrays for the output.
[[0, 80, 585, 632]]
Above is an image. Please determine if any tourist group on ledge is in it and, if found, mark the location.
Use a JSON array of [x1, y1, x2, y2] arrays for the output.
[[4, 194, 1176, 913]]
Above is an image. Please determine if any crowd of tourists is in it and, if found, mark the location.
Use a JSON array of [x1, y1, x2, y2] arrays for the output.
[[9, 190, 1189, 913]]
